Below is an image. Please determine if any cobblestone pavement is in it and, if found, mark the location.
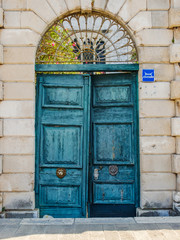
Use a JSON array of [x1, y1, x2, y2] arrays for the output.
[[0, 217, 180, 240]]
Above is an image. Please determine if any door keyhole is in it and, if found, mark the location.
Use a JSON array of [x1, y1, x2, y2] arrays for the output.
[[102, 192, 105, 201]]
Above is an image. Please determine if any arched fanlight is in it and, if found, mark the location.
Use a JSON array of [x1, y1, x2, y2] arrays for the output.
[[36, 12, 138, 64]]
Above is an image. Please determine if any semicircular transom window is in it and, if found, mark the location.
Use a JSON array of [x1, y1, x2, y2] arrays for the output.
[[36, 12, 138, 64]]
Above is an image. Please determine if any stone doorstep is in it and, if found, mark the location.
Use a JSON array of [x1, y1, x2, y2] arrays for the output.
[[1, 217, 180, 225]]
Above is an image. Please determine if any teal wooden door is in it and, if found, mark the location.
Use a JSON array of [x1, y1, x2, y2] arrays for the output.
[[36, 72, 139, 218], [36, 74, 91, 218], [89, 73, 139, 217]]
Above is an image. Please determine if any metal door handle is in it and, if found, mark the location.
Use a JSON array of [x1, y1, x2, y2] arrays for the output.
[[94, 168, 99, 180]]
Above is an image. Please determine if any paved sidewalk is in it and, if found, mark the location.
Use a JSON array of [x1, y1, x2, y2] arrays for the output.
[[0, 217, 180, 240]]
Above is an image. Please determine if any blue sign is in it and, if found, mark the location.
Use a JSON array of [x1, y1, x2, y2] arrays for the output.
[[142, 69, 155, 82]]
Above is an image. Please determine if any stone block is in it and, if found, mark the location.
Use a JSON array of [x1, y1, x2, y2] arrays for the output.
[[177, 174, 180, 191], [5, 209, 39, 218], [106, 0, 126, 15], [3, 47, 36, 64], [0, 65, 34, 82], [171, 81, 180, 99], [2, 0, 27, 10], [140, 118, 171, 136], [136, 29, 173, 46], [0, 8, 3, 27], [152, 11, 168, 28], [0, 119, 3, 137], [0, 81, 3, 100], [175, 63, 180, 81], [0, 212, 5, 218], [3, 192, 35, 210], [141, 191, 173, 209], [142, 173, 176, 191], [93, 0, 107, 10], [171, 118, 180, 136], [0, 29, 40, 47], [140, 100, 175, 117], [81, 0, 92, 11], [4, 11, 21, 28], [74, 218, 134, 224], [3, 155, 34, 173], [0, 101, 34, 118], [170, 44, 180, 63], [129, 12, 151, 32], [65, 0, 80, 11], [138, 47, 169, 63], [118, 0, 146, 23], [174, 28, 180, 44], [176, 137, 180, 154], [0, 137, 34, 154], [175, 100, 180, 116], [47, 0, 68, 16], [140, 136, 175, 154], [21, 12, 47, 35], [0, 193, 2, 212], [27, 0, 56, 23], [139, 64, 174, 82], [147, 0, 170, 10], [4, 119, 35, 136], [169, 8, 180, 28], [173, 202, 180, 213], [172, 0, 180, 8], [136, 209, 176, 217], [173, 191, 180, 202], [139, 82, 170, 99], [0, 155, 2, 174], [4, 82, 34, 100], [172, 155, 180, 173], [0, 45, 3, 65], [141, 155, 171, 172], [0, 173, 34, 191]]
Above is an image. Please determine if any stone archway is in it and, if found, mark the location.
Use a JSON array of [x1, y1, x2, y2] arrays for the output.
[[35, 10, 139, 218]]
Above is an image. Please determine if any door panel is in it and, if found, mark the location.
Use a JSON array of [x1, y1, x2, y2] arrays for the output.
[[93, 183, 134, 204], [36, 74, 90, 218], [41, 125, 82, 167], [43, 85, 83, 108], [93, 85, 132, 106], [89, 73, 138, 217], [93, 123, 133, 164], [40, 185, 81, 207]]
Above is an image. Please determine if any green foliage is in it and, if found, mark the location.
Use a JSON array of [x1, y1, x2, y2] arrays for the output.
[[2, 207, 5, 212], [37, 23, 81, 64]]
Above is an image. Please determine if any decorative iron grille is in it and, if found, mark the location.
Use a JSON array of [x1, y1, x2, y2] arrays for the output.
[[36, 12, 138, 64]]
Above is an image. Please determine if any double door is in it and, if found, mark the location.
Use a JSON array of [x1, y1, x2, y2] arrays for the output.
[[36, 73, 139, 218]]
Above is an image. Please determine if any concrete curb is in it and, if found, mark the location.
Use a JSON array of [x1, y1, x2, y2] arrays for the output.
[[1, 217, 180, 226]]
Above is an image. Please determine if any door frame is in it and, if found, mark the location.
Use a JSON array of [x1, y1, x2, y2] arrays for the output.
[[35, 63, 140, 215]]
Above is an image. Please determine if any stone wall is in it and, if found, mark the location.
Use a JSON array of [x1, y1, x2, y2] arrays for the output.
[[0, 0, 179, 215]]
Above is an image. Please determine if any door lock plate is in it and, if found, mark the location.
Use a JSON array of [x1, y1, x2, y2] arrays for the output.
[[109, 165, 118, 176], [56, 168, 66, 179]]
